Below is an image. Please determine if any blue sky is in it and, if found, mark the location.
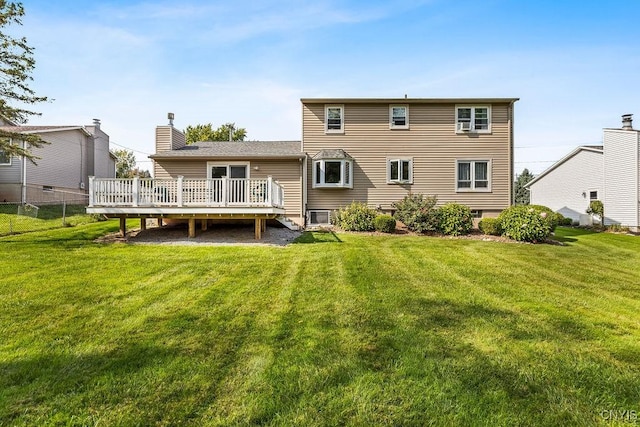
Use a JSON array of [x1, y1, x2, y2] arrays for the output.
[[17, 0, 640, 174]]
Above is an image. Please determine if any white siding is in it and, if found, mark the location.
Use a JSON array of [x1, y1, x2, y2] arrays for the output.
[[603, 129, 639, 228], [529, 149, 603, 222]]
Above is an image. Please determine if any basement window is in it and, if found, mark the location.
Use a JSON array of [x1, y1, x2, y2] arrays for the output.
[[308, 210, 332, 226]]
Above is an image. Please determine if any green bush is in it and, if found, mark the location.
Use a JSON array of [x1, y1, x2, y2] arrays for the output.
[[587, 200, 604, 225], [560, 217, 573, 226], [528, 205, 563, 231], [374, 214, 396, 233], [438, 203, 473, 236], [334, 201, 378, 231], [478, 217, 502, 236], [498, 205, 551, 242], [392, 194, 439, 233]]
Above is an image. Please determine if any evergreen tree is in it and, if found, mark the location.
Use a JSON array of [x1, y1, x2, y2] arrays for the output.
[[514, 168, 535, 205], [0, 2, 49, 162]]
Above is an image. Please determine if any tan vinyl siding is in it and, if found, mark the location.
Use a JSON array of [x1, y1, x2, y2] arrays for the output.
[[171, 127, 186, 150], [303, 102, 513, 213], [155, 126, 172, 152], [154, 158, 303, 224], [252, 159, 303, 225]]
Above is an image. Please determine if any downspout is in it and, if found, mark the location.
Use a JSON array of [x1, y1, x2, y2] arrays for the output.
[[508, 100, 515, 206], [301, 102, 308, 224], [79, 133, 84, 189], [22, 140, 27, 204]]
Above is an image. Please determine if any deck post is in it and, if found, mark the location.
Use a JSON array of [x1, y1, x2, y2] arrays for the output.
[[157, 218, 163, 227], [262, 217, 266, 232], [132, 176, 139, 207], [88, 176, 95, 207], [177, 176, 184, 207], [140, 217, 146, 231], [222, 177, 228, 206], [201, 219, 207, 231], [254, 218, 261, 239], [120, 217, 126, 237], [188, 218, 196, 238], [266, 176, 273, 207]]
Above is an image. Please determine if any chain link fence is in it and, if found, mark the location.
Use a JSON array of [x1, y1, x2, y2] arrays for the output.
[[0, 186, 100, 237]]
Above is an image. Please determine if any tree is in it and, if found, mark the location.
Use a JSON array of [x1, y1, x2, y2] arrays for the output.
[[0, 2, 49, 162], [586, 200, 604, 227], [514, 168, 535, 205], [184, 122, 247, 144], [113, 149, 136, 178]]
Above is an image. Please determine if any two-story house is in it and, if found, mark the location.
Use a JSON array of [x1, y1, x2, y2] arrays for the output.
[[0, 118, 115, 203], [302, 98, 518, 225], [87, 97, 518, 238]]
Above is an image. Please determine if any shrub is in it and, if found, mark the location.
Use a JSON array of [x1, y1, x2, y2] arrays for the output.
[[438, 203, 473, 236], [374, 214, 396, 233], [560, 217, 573, 226], [498, 205, 551, 242], [606, 224, 629, 233], [334, 201, 377, 231], [392, 194, 439, 233], [478, 217, 502, 236], [587, 200, 604, 225], [528, 205, 563, 231]]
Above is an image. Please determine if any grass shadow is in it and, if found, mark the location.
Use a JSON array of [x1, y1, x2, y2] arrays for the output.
[[293, 230, 343, 244]]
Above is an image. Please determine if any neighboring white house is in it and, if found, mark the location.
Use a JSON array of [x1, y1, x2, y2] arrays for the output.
[[603, 117, 640, 231], [0, 118, 116, 203], [527, 145, 603, 223], [527, 114, 639, 231]]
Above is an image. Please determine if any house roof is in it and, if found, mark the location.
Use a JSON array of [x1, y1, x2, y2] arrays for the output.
[[0, 125, 92, 136], [312, 149, 353, 160], [525, 145, 603, 188], [300, 97, 520, 104], [150, 141, 304, 160]]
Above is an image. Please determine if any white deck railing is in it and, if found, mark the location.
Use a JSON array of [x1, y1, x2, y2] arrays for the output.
[[88, 176, 284, 208]]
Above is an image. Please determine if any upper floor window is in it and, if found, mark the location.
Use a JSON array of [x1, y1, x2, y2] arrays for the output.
[[387, 158, 412, 184], [325, 105, 344, 133], [456, 106, 491, 133], [312, 149, 353, 188], [457, 160, 491, 192], [390, 105, 409, 129]]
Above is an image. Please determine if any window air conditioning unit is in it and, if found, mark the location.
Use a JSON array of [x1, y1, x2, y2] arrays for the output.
[[457, 122, 471, 131]]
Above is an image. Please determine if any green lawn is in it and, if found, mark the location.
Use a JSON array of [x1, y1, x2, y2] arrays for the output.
[[0, 204, 98, 236], [0, 223, 639, 426]]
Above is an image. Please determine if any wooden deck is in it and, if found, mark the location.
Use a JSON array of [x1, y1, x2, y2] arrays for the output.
[[86, 176, 286, 238]]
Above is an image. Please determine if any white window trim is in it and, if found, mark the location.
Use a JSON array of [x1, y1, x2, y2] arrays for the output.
[[386, 157, 413, 184], [325, 104, 344, 134], [456, 159, 492, 192], [455, 105, 492, 134], [588, 189, 599, 200], [389, 105, 409, 129], [308, 210, 332, 226], [312, 158, 353, 189], [206, 161, 251, 179]]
